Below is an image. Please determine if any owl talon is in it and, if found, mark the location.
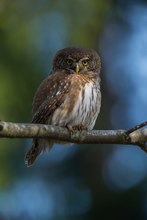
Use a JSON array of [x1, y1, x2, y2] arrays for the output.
[[66, 125, 75, 135], [66, 124, 87, 135], [76, 125, 88, 131]]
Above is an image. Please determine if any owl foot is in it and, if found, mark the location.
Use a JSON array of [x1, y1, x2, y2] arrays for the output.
[[66, 124, 87, 135]]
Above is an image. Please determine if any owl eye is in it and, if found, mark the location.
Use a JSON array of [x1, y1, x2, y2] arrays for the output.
[[66, 59, 73, 65], [82, 59, 88, 66]]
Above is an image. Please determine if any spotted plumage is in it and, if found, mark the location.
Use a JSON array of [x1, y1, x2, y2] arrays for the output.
[[25, 47, 101, 166]]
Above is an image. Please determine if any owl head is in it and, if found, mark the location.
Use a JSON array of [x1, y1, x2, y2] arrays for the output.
[[52, 47, 101, 75]]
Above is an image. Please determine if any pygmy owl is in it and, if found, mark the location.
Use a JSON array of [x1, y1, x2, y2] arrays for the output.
[[25, 47, 101, 166]]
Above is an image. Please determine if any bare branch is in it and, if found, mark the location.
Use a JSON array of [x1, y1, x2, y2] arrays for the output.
[[125, 121, 147, 135], [0, 121, 147, 152]]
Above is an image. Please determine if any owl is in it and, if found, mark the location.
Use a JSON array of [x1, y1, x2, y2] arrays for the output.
[[25, 47, 101, 166]]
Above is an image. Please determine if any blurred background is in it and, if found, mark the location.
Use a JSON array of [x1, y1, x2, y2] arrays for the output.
[[0, 0, 147, 219]]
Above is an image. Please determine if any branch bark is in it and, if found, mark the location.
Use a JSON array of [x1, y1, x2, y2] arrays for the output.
[[0, 121, 147, 151]]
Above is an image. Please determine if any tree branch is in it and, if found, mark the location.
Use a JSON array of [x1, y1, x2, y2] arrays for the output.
[[0, 121, 147, 152]]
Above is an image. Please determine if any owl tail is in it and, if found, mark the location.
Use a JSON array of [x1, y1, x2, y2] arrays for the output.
[[24, 139, 52, 166]]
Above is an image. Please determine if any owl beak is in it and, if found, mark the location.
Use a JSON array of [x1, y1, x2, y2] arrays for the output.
[[75, 63, 80, 73]]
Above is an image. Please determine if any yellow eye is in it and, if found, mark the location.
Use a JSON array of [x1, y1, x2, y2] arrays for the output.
[[82, 60, 88, 66], [66, 59, 73, 65]]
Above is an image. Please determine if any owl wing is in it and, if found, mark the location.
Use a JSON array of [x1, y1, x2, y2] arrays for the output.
[[32, 72, 70, 124]]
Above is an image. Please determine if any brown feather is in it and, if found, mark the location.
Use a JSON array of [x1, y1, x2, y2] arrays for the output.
[[32, 71, 71, 115], [25, 139, 42, 166]]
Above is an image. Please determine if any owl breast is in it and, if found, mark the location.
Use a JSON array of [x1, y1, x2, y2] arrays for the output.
[[51, 78, 101, 130]]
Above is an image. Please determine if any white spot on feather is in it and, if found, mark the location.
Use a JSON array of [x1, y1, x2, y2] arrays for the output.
[[56, 91, 60, 95]]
